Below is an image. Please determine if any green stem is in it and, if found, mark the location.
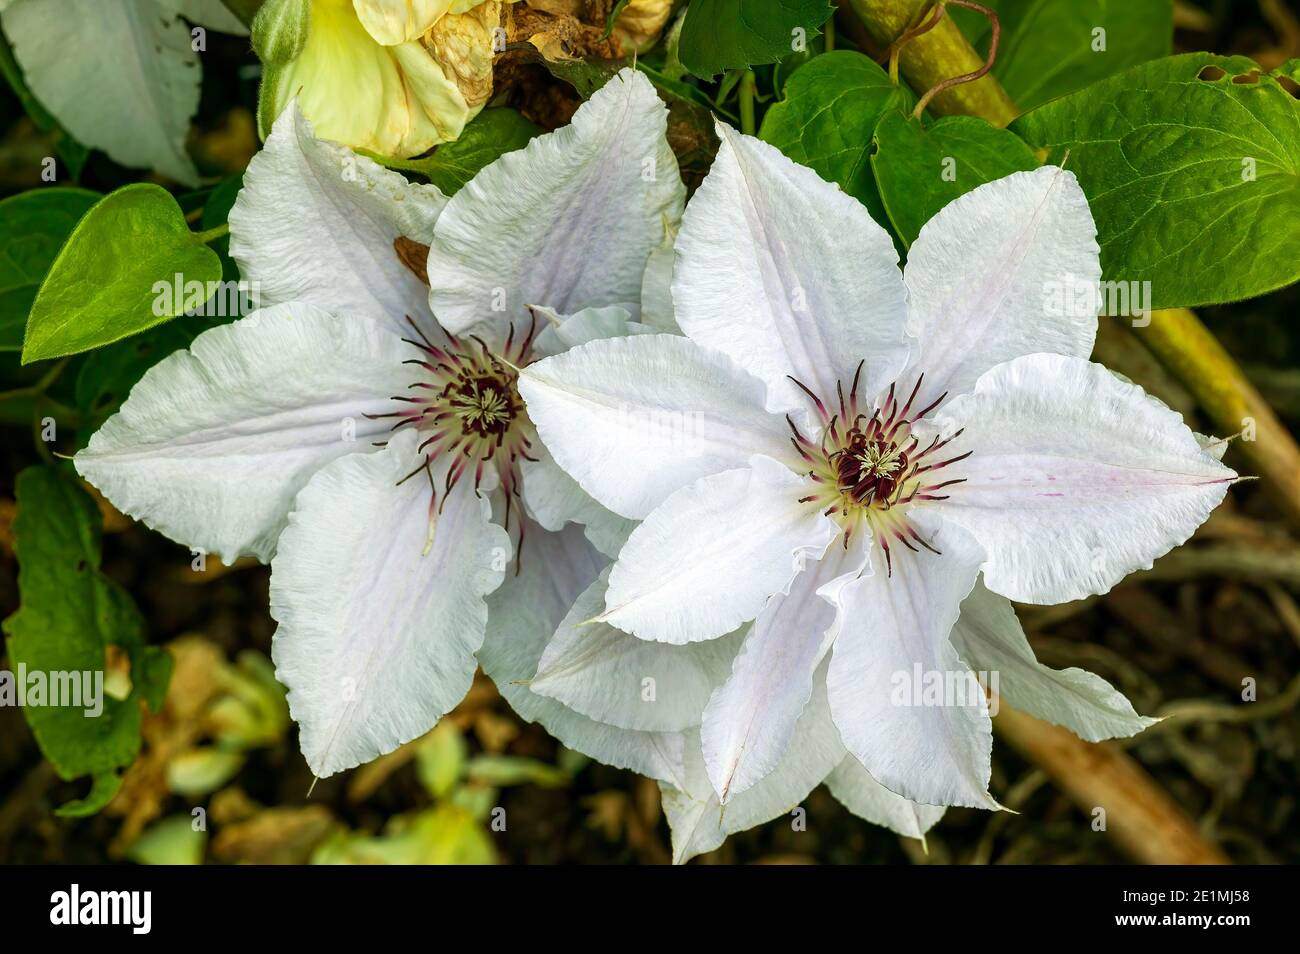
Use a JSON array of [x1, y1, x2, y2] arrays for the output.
[[824, 15, 835, 52], [0, 357, 69, 403], [739, 71, 757, 136], [192, 222, 230, 245], [848, 0, 1017, 125]]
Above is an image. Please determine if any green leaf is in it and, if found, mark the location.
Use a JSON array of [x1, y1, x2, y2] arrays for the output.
[[759, 51, 910, 236], [952, 0, 1173, 111], [54, 770, 124, 818], [22, 183, 223, 363], [1013, 53, 1300, 309], [871, 112, 1038, 247], [0, 188, 99, 351], [679, 0, 834, 78], [373, 108, 542, 196], [465, 754, 571, 789], [3, 468, 172, 802], [127, 813, 208, 865], [415, 722, 467, 800]]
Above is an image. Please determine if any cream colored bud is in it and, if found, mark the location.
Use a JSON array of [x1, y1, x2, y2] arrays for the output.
[[259, 0, 503, 157], [611, 0, 672, 52]]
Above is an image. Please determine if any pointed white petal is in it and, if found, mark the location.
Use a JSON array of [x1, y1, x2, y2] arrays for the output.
[[904, 166, 1101, 406], [531, 568, 742, 732], [427, 68, 685, 337], [603, 457, 839, 643], [952, 580, 1156, 741], [229, 103, 448, 336], [75, 303, 408, 564], [660, 668, 845, 864], [270, 430, 510, 778], [520, 334, 793, 520], [826, 513, 997, 809], [932, 353, 1236, 604], [481, 522, 690, 786], [672, 124, 910, 418], [530, 304, 654, 357], [700, 543, 862, 802], [825, 756, 946, 840]]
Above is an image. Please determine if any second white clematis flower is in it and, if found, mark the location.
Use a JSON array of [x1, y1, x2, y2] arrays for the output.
[[74, 69, 685, 780], [519, 125, 1237, 814]]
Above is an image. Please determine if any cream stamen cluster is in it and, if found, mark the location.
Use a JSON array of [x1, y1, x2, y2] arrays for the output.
[[370, 316, 539, 560], [788, 363, 970, 572]]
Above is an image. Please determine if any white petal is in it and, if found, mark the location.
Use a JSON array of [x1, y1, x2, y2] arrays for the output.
[[520, 334, 793, 520], [530, 304, 654, 357], [672, 124, 910, 418], [639, 223, 679, 332], [519, 448, 635, 559], [904, 166, 1101, 406], [932, 353, 1236, 604], [3, 0, 201, 184], [161, 0, 250, 34], [229, 103, 448, 337], [825, 756, 946, 840], [660, 668, 845, 864], [75, 303, 407, 564], [826, 512, 998, 809], [531, 568, 742, 732], [603, 457, 840, 643], [427, 68, 685, 337], [270, 430, 510, 778], [951, 580, 1157, 741], [700, 543, 861, 802], [481, 522, 690, 786]]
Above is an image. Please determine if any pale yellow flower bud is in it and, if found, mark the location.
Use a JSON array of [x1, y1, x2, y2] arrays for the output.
[[257, 0, 505, 158], [610, 0, 672, 52]]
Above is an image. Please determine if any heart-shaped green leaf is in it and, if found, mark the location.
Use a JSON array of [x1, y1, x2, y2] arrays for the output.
[[22, 183, 223, 363], [871, 111, 1039, 248], [760, 51, 911, 238]]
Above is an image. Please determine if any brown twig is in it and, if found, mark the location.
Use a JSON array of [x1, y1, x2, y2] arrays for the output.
[[994, 705, 1230, 865]]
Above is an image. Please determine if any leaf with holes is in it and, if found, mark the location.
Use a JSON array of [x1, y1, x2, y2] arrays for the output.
[[1014, 53, 1300, 308]]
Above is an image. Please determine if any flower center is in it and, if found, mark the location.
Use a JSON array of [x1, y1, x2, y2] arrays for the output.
[[788, 363, 970, 574], [369, 316, 539, 565]]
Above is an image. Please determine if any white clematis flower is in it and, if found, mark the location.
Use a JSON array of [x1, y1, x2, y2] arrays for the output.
[[519, 124, 1238, 837], [75, 69, 689, 781]]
